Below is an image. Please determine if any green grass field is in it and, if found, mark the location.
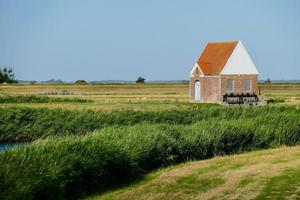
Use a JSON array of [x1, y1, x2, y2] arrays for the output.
[[87, 146, 300, 200], [0, 83, 299, 200], [0, 105, 299, 199], [0, 83, 299, 110]]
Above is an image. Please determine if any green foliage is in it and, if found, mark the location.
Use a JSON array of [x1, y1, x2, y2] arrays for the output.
[[0, 67, 18, 84], [0, 118, 299, 200], [0, 105, 299, 199], [265, 78, 271, 83], [0, 105, 299, 142], [136, 76, 145, 84], [0, 95, 93, 104], [75, 80, 88, 84]]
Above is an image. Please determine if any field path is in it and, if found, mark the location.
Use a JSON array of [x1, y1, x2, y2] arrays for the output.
[[87, 146, 300, 200]]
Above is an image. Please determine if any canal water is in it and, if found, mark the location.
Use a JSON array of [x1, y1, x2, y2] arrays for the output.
[[0, 143, 26, 152]]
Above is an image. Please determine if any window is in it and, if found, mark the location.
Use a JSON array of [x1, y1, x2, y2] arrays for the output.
[[194, 68, 200, 76], [244, 80, 252, 92], [227, 80, 234, 93]]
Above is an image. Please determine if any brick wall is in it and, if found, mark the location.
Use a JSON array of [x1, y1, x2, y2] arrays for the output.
[[189, 76, 200, 101], [190, 76, 220, 102], [220, 75, 258, 95], [190, 74, 259, 102], [202, 76, 220, 101]]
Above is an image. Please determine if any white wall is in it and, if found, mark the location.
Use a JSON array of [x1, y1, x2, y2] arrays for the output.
[[220, 41, 259, 75]]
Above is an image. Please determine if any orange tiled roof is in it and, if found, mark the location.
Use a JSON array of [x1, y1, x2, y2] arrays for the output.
[[197, 41, 238, 75]]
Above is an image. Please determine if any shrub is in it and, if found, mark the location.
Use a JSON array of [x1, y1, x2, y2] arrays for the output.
[[136, 76, 145, 84], [0, 67, 18, 84], [75, 80, 87, 84]]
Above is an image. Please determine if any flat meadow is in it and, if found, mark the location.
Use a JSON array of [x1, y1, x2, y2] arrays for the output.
[[0, 83, 189, 111], [0, 82, 299, 111], [0, 83, 299, 200]]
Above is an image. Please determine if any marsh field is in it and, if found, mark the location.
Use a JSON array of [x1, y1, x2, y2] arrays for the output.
[[0, 83, 299, 200], [0, 82, 299, 110]]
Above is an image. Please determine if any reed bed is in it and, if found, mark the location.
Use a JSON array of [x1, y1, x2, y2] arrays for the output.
[[0, 105, 299, 199], [0, 105, 299, 142]]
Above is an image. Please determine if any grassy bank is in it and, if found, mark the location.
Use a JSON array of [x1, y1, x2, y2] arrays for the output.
[[87, 146, 300, 200], [0, 105, 299, 142], [1, 120, 299, 200]]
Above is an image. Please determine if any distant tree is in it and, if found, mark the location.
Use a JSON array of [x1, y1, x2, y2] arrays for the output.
[[136, 76, 145, 84], [265, 78, 271, 83], [0, 67, 18, 84], [75, 80, 87, 84]]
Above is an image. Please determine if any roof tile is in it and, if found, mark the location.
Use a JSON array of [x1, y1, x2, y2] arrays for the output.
[[197, 41, 238, 75]]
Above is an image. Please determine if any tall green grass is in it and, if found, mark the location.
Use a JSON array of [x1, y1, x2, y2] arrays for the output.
[[0, 105, 299, 142], [1, 113, 299, 200]]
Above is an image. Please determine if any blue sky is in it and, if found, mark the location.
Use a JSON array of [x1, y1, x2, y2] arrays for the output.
[[0, 0, 299, 81]]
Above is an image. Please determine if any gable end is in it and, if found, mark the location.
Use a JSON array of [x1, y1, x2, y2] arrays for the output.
[[190, 63, 204, 77], [220, 41, 259, 75]]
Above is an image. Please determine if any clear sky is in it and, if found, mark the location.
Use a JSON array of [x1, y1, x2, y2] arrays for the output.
[[0, 0, 299, 81]]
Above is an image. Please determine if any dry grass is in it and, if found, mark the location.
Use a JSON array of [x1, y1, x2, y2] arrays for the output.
[[259, 83, 300, 105], [0, 84, 188, 98], [0, 83, 299, 111], [0, 84, 189, 111], [87, 146, 300, 200]]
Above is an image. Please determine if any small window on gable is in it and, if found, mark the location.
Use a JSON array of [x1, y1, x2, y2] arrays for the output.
[[227, 80, 234, 93], [244, 80, 252, 92], [194, 67, 200, 76]]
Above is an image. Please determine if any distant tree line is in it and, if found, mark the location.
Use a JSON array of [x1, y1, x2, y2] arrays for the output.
[[0, 68, 150, 85], [0, 67, 18, 84]]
